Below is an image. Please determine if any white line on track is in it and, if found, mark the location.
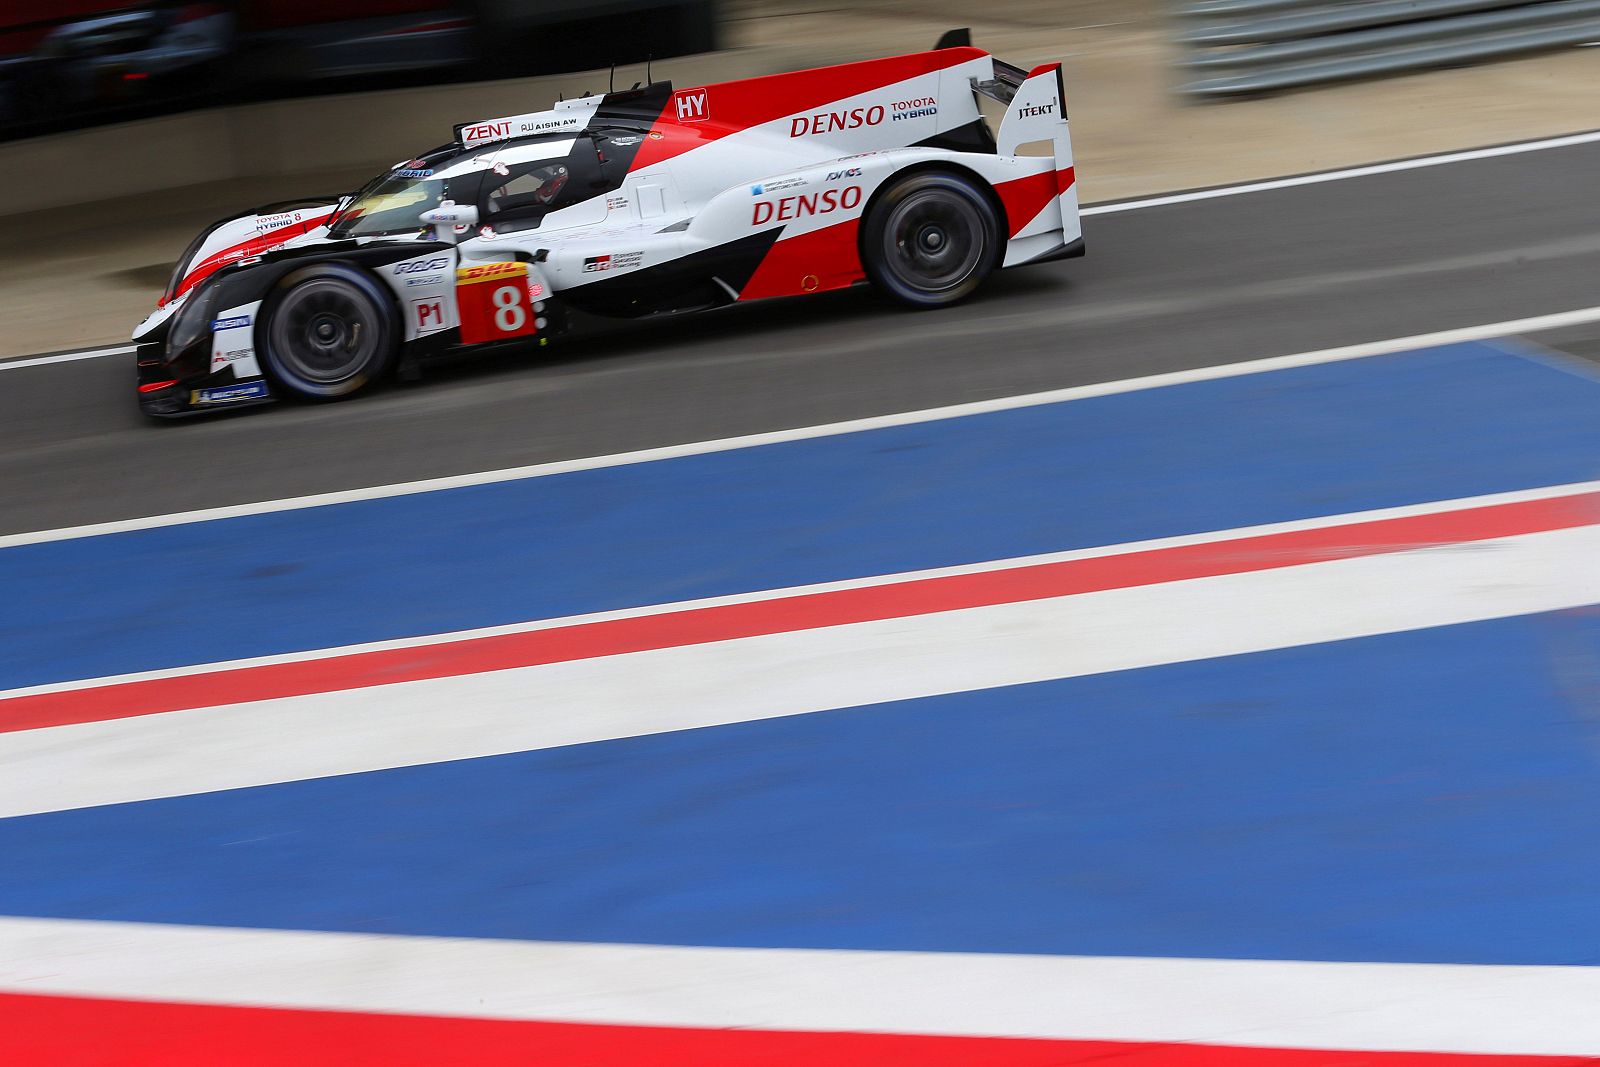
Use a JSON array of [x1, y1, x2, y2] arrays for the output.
[[6, 521, 1596, 817], [4, 478, 1594, 702], [0, 344, 135, 370], [3, 304, 1600, 550], [4, 917, 1600, 1055], [1079, 128, 1600, 216], [3, 127, 1595, 375]]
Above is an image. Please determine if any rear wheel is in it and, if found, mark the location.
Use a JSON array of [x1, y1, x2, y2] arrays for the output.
[[260, 264, 397, 401], [861, 171, 1000, 309]]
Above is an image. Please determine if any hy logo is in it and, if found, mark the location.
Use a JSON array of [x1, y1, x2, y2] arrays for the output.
[[674, 88, 708, 123]]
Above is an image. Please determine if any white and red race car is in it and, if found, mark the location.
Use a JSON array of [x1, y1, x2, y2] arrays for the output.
[[133, 29, 1082, 416]]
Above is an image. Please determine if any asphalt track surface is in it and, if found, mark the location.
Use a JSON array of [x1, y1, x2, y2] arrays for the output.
[[3, 136, 1598, 535]]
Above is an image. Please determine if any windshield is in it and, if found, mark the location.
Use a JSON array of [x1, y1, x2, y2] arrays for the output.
[[328, 164, 450, 239]]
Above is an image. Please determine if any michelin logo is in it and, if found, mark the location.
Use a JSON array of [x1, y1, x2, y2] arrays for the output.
[[193, 381, 269, 405]]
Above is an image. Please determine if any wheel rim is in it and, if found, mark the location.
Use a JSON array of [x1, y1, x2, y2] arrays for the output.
[[269, 279, 380, 384], [881, 189, 985, 293]]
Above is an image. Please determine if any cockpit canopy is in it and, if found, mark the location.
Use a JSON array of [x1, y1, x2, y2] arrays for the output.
[[328, 134, 605, 240]]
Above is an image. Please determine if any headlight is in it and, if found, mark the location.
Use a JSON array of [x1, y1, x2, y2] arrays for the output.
[[166, 285, 223, 359]]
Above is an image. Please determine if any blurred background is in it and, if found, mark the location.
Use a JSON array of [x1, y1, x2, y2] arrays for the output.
[[8, 0, 1598, 142], [0, 0, 717, 140]]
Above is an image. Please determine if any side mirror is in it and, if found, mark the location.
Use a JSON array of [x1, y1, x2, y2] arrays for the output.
[[420, 200, 480, 245]]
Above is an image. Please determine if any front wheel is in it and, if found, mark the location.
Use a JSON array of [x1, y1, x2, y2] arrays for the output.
[[259, 264, 397, 401], [861, 171, 1000, 309]]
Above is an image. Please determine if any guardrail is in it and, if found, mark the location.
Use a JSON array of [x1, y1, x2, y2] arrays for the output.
[[1174, 0, 1600, 98]]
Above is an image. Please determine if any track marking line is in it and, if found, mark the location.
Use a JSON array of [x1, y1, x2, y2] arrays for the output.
[[3, 481, 1595, 729], [4, 308, 1600, 550], [3, 918, 1600, 1055], [6, 477, 1593, 705], [1080, 129, 1600, 216], [0, 345, 136, 371], [4, 517, 1595, 816]]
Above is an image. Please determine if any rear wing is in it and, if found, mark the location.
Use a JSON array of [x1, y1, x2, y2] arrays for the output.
[[937, 28, 1078, 251]]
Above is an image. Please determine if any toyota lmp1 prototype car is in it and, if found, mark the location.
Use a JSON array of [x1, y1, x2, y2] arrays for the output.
[[133, 29, 1083, 416]]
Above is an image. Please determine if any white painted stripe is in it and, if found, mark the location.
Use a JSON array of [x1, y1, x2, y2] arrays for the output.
[[5, 478, 1592, 703], [1080, 129, 1600, 216], [2, 917, 1598, 1054], [4, 307, 1600, 551], [4, 523, 1594, 819], [0, 345, 136, 371]]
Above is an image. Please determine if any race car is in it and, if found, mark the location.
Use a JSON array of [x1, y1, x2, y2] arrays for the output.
[[133, 29, 1082, 416]]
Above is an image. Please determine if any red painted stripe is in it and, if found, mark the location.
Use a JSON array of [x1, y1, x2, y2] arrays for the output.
[[628, 48, 989, 172], [0, 992, 1589, 1066], [169, 211, 334, 303], [4, 491, 1595, 734], [738, 214, 864, 301], [994, 169, 1062, 237]]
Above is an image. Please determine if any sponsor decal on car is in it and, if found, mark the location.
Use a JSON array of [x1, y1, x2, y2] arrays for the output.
[[395, 167, 434, 179], [825, 167, 862, 181], [191, 381, 269, 405], [790, 106, 883, 138], [890, 97, 938, 121], [517, 115, 581, 136], [606, 196, 630, 211], [211, 315, 251, 331], [1017, 101, 1056, 118], [254, 211, 303, 232], [750, 176, 807, 196], [455, 262, 529, 285], [209, 347, 254, 372], [393, 258, 450, 275], [461, 120, 512, 147], [582, 251, 644, 273], [750, 186, 862, 226], [674, 88, 709, 122], [608, 135, 644, 147]]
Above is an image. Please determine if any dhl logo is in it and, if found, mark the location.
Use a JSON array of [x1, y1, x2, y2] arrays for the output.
[[456, 262, 528, 286]]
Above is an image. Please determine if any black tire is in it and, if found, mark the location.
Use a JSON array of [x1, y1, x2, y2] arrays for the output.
[[259, 264, 397, 401], [861, 170, 1000, 309]]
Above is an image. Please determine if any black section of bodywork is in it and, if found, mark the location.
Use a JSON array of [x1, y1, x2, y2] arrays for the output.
[[561, 228, 784, 318], [1022, 236, 1086, 265], [935, 28, 972, 49], [204, 240, 450, 314], [143, 239, 452, 416], [914, 118, 997, 155], [592, 81, 673, 126]]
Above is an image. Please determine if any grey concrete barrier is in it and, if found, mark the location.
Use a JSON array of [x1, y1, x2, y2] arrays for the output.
[[1173, 0, 1600, 97]]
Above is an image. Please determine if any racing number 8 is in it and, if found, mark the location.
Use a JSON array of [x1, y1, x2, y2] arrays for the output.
[[456, 262, 539, 344], [492, 285, 527, 332]]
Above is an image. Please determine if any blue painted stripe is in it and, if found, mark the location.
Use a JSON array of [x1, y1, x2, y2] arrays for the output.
[[3, 610, 1598, 965], [4, 343, 1600, 689]]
